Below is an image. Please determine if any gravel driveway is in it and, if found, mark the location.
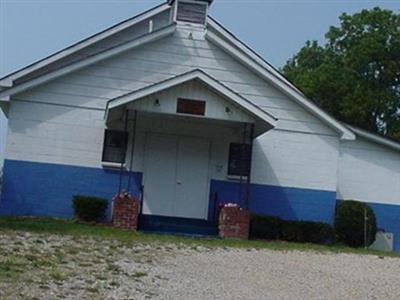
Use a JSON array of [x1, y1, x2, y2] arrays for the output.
[[0, 231, 399, 300]]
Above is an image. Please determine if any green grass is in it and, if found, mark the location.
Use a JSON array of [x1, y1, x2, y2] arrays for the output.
[[0, 217, 398, 258]]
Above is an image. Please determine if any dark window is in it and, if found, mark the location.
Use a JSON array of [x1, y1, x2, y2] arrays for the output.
[[176, 2, 207, 25], [177, 98, 206, 115], [102, 130, 128, 163], [228, 143, 251, 177]]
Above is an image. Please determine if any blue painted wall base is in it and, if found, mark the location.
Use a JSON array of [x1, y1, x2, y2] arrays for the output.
[[210, 180, 400, 251], [208, 180, 337, 224], [368, 202, 400, 251], [0, 160, 142, 220], [1, 160, 399, 251]]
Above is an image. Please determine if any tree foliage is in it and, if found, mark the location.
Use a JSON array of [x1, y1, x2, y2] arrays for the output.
[[283, 7, 400, 140]]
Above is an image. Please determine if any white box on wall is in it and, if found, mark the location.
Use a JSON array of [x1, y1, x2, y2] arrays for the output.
[[369, 231, 394, 252]]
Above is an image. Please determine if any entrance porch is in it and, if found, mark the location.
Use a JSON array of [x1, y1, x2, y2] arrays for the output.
[[104, 70, 276, 234]]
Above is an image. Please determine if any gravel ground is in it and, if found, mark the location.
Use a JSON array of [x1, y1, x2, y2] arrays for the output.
[[0, 231, 399, 300]]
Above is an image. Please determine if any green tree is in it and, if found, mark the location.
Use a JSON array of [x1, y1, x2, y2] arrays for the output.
[[283, 7, 400, 140]]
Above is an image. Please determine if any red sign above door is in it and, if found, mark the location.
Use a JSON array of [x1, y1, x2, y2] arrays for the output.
[[177, 98, 206, 116]]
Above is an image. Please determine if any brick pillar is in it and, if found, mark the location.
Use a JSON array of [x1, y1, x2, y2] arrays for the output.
[[218, 206, 250, 240], [112, 193, 139, 230]]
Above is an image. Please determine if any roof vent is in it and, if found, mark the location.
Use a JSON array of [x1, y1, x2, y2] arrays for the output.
[[169, 0, 213, 25]]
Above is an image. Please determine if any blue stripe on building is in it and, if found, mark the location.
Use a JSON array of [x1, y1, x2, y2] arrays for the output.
[[210, 181, 400, 251], [368, 202, 400, 251], [0, 159, 142, 219], [1, 160, 399, 251], [208, 179, 337, 224]]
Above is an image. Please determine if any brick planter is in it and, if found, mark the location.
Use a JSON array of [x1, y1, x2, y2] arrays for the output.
[[218, 206, 250, 240], [112, 193, 140, 230]]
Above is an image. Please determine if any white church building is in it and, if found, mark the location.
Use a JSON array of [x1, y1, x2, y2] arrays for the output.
[[0, 0, 399, 249]]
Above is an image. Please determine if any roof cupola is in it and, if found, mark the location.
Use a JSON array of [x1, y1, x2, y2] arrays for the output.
[[168, 0, 213, 26]]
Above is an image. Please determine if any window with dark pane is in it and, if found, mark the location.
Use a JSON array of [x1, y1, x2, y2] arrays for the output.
[[228, 143, 251, 177], [102, 130, 128, 163]]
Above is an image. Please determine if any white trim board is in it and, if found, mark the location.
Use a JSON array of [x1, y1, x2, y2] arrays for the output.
[[346, 125, 400, 152], [0, 3, 171, 87], [0, 25, 176, 100], [105, 69, 277, 131]]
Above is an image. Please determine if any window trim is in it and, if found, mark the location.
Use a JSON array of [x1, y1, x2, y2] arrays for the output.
[[101, 161, 126, 170]]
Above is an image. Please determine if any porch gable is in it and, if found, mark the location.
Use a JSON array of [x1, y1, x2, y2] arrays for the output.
[[105, 69, 277, 137]]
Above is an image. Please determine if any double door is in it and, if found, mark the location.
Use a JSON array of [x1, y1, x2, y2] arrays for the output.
[[143, 133, 210, 220]]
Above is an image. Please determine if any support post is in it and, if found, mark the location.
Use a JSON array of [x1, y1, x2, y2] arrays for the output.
[[238, 123, 246, 205], [118, 109, 129, 194], [127, 110, 137, 192], [245, 123, 254, 211]]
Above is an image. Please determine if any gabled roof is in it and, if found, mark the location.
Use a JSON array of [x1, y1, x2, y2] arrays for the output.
[[0, 1, 355, 140], [0, 24, 176, 101], [205, 18, 355, 141], [106, 69, 277, 135], [0, 2, 171, 87], [345, 125, 400, 152]]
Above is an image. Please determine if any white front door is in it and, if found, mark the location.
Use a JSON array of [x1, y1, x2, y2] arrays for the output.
[[143, 133, 210, 219]]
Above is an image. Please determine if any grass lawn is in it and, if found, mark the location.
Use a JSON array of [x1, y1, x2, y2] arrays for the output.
[[0, 217, 398, 258]]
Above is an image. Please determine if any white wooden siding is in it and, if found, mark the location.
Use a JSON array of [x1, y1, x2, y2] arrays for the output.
[[127, 80, 255, 124], [337, 138, 400, 205], [6, 100, 106, 167], [252, 130, 339, 191], [16, 29, 336, 136], [6, 24, 340, 192]]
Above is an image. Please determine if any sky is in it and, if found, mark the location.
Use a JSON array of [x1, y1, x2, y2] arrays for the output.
[[0, 0, 399, 165], [1, 0, 400, 76]]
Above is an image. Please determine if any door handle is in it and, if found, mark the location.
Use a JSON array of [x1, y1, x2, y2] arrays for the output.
[[177, 180, 182, 185]]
